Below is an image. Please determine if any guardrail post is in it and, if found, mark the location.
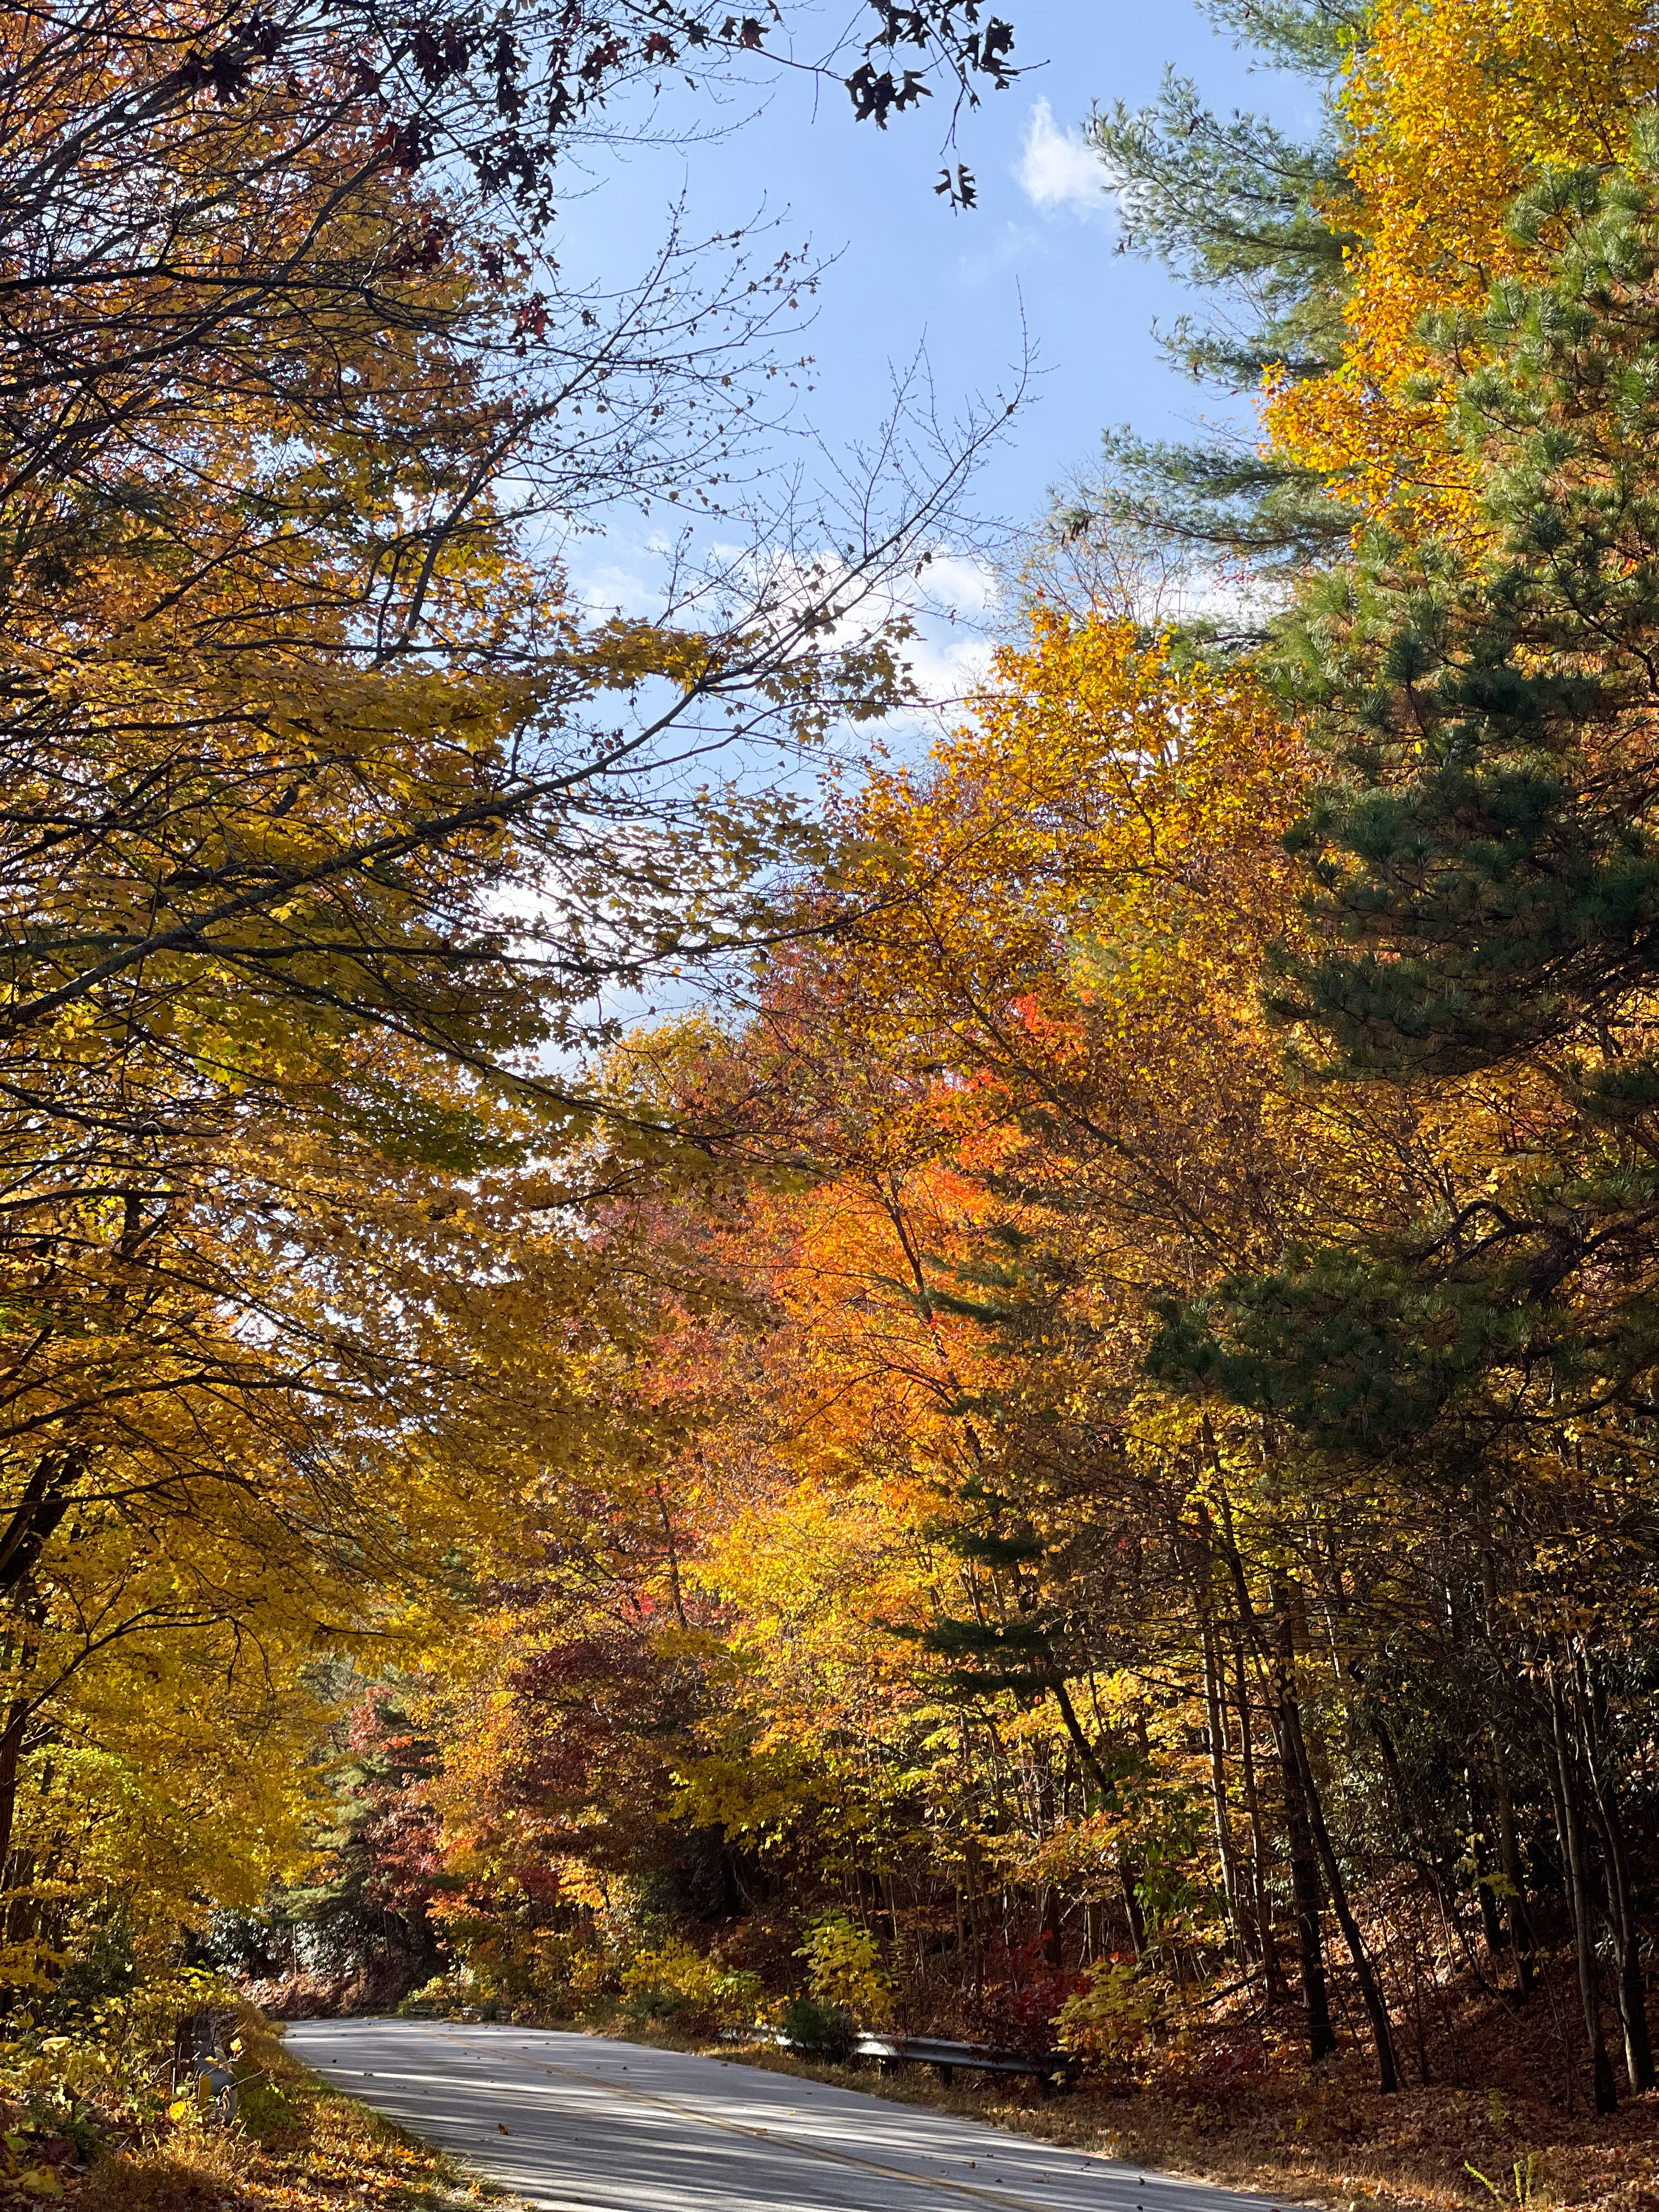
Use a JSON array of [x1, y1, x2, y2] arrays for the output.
[[174, 2011, 240, 2126]]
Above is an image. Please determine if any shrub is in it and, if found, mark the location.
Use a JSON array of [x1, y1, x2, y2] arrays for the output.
[[0, 1962, 242, 2167], [1055, 1962, 1161, 2078], [794, 1915, 894, 2027], [235, 2070, 301, 2145], [779, 1993, 856, 2057], [620, 1938, 761, 2033]]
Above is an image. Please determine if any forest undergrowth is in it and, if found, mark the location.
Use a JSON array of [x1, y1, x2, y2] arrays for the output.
[[30, 2008, 487, 2212]]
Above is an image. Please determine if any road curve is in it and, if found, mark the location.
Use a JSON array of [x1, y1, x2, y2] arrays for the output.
[[284, 2017, 1284, 2212]]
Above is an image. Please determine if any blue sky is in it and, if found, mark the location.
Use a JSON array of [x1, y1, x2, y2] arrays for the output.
[[537, 4, 1324, 1033], [556, 0, 1321, 619]]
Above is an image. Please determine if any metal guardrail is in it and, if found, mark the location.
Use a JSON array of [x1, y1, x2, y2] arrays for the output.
[[851, 2032, 1076, 2094], [747, 2025, 1076, 2095]]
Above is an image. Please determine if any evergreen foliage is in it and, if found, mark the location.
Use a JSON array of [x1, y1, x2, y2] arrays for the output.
[[1273, 127, 1659, 1084], [1060, 0, 1367, 582]]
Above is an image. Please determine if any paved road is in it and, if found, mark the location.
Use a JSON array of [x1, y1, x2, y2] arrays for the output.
[[285, 2018, 1283, 2212]]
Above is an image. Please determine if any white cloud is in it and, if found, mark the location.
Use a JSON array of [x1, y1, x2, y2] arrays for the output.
[[900, 628, 995, 716], [918, 552, 997, 617], [1015, 99, 1108, 219]]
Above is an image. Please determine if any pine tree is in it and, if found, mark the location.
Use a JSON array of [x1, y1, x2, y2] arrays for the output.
[[1049, 1, 1366, 588], [1273, 135, 1659, 1088]]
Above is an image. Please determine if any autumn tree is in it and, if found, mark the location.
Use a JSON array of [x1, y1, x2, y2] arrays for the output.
[[1266, 0, 1659, 535], [509, 614, 1429, 2082], [1152, 129, 1659, 2111], [175, 0, 1659, 2136], [0, 0, 1024, 1988]]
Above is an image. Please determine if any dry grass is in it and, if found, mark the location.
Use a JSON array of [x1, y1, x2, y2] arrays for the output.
[[73, 2012, 494, 2212]]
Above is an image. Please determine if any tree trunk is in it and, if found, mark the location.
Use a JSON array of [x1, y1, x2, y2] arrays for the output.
[[1476, 1534, 1535, 1998], [1233, 1629, 1285, 2001], [1277, 1714, 1335, 2061], [1207, 1477, 1286, 2001], [1272, 1593, 1335, 2063], [1579, 1657, 1655, 2093], [0, 1460, 74, 1599], [1282, 1690, 1399, 2092], [0, 1697, 27, 1898], [1048, 1676, 1146, 1959], [1550, 1666, 1617, 2113], [1041, 1884, 1062, 1968], [1116, 1847, 1148, 1961], [1610, 1853, 1654, 2094], [1467, 1766, 1506, 1962], [1202, 1615, 1243, 1953], [1491, 1737, 1536, 1997]]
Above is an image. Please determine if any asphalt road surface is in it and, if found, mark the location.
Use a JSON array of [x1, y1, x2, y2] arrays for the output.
[[285, 2017, 1283, 2212]]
